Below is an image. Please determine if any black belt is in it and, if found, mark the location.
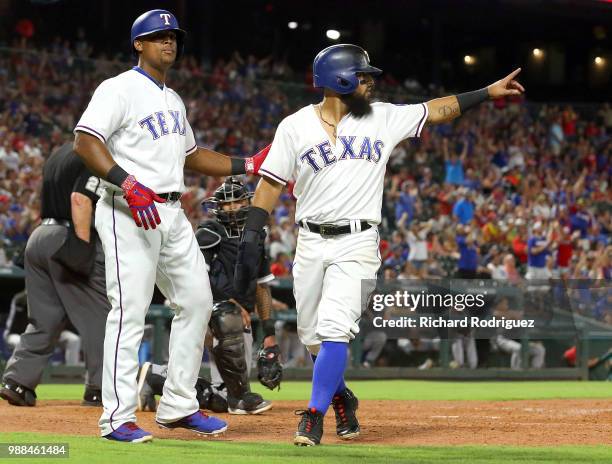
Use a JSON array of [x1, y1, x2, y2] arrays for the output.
[[299, 220, 371, 237], [158, 191, 182, 201], [41, 218, 72, 227]]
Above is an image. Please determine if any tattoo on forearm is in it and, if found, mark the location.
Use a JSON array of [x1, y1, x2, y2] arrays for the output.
[[255, 285, 272, 321], [438, 104, 460, 118]]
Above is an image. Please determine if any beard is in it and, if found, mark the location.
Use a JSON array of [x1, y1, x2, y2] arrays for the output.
[[340, 90, 373, 118]]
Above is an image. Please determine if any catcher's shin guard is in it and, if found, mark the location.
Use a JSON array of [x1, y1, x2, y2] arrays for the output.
[[209, 302, 250, 400]]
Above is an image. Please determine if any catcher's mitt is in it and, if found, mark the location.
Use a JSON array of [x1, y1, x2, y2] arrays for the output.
[[257, 345, 283, 390]]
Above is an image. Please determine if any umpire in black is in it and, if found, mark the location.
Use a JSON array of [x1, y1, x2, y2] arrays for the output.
[[0, 142, 110, 407]]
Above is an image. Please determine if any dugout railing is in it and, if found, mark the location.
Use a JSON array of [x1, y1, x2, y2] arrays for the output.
[[1, 267, 611, 382]]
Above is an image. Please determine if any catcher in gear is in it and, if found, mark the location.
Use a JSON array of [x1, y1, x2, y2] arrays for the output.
[[137, 177, 282, 414]]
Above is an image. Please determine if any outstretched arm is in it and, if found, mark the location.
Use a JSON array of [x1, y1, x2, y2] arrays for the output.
[[251, 176, 285, 213], [184, 144, 271, 177], [184, 148, 240, 176], [425, 68, 525, 125]]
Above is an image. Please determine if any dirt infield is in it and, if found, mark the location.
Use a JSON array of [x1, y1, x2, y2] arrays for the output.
[[2, 399, 612, 446]]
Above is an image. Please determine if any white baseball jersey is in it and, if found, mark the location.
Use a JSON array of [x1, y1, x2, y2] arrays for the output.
[[74, 66, 196, 193], [75, 66, 215, 435], [259, 102, 428, 224]]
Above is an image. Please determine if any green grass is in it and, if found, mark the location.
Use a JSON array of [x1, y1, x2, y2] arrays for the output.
[[6, 381, 611, 463], [0, 433, 610, 464], [37, 380, 612, 402]]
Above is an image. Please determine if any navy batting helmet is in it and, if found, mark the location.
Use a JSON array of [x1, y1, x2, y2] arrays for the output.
[[313, 44, 382, 94], [131, 9, 186, 59]]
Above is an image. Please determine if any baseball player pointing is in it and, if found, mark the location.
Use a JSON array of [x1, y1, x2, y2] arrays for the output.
[[235, 44, 524, 446], [73, 10, 269, 442]]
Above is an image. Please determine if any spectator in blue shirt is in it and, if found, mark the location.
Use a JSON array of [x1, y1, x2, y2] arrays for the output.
[[395, 192, 415, 225], [456, 226, 479, 279], [526, 222, 552, 280], [443, 138, 467, 185], [395, 180, 418, 226], [452, 190, 475, 225], [384, 245, 407, 274], [273, 193, 292, 223], [570, 203, 591, 238], [462, 168, 480, 191]]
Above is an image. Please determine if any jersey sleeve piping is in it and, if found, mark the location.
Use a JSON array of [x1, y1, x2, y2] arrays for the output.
[[259, 168, 288, 185], [416, 103, 428, 137], [74, 125, 107, 143]]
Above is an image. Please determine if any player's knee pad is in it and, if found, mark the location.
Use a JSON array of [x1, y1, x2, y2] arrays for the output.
[[209, 302, 244, 340], [209, 302, 249, 399]]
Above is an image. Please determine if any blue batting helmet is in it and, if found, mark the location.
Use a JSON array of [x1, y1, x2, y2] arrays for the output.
[[313, 44, 382, 94], [131, 9, 186, 59]]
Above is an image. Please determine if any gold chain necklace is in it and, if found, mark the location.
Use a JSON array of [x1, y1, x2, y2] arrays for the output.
[[317, 104, 337, 139]]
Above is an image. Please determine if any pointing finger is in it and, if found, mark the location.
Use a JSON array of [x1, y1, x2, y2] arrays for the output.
[[506, 67, 522, 81]]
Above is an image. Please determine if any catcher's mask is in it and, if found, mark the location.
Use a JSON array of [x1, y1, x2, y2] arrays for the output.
[[204, 177, 253, 238]]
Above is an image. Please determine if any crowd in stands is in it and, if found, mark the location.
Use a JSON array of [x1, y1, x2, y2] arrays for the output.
[[0, 37, 610, 331]]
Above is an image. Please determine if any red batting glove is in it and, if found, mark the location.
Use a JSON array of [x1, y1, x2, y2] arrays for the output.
[[121, 175, 166, 230], [245, 143, 271, 176]]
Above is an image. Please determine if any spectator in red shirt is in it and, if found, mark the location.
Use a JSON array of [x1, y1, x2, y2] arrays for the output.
[[562, 106, 577, 140], [379, 238, 391, 261], [270, 253, 290, 278], [556, 226, 578, 277], [512, 221, 528, 264], [437, 185, 454, 217]]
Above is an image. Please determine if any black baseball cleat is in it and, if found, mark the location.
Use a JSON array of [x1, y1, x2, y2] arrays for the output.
[[81, 388, 102, 407], [0, 380, 36, 407], [294, 408, 324, 446], [228, 392, 272, 415], [332, 387, 360, 440], [137, 362, 157, 412]]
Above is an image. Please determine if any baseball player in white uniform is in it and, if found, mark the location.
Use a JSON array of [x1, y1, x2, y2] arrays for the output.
[[73, 10, 269, 443], [234, 44, 525, 446]]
